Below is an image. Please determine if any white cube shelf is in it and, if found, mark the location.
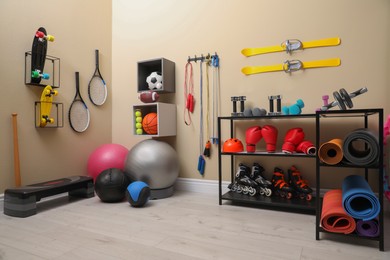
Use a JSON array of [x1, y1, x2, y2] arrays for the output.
[[137, 58, 175, 93], [133, 102, 176, 137]]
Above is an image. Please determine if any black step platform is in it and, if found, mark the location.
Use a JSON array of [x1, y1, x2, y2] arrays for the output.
[[4, 176, 94, 218]]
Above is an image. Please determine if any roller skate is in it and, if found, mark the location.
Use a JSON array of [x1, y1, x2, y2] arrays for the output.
[[271, 167, 293, 199], [288, 165, 313, 201], [250, 163, 272, 197], [228, 163, 258, 196]]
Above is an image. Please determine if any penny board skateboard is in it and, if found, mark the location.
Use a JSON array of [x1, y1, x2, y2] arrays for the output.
[[31, 27, 54, 84], [39, 85, 58, 127]]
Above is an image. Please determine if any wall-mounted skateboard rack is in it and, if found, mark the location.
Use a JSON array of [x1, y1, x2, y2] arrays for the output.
[[25, 51, 60, 88], [4, 176, 94, 218]]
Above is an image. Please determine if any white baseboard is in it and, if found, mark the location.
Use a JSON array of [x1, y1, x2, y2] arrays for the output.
[[175, 178, 230, 195]]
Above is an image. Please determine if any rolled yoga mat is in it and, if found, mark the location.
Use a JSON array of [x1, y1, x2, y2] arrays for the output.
[[320, 189, 356, 234], [318, 138, 344, 165], [342, 128, 379, 166], [356, 219, 379, 237], [342, 175, 380, 221]]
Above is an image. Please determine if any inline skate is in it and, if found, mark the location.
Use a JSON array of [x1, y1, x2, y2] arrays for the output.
[[288, 165, 313, 201], [271, 167, 293, 199], [250, 163, 272, 197], [228, 163, 258, 196]]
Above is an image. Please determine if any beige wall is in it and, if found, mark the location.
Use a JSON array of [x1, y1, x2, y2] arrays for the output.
[[112, 0, 390, 188], [0, 0, 112, 192]]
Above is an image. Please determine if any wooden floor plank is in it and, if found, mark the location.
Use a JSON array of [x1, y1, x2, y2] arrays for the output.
[[0, 190, 389, 259]]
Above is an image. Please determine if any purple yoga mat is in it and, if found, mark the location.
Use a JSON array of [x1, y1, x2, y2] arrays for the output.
[[356, 219, 379, 237]]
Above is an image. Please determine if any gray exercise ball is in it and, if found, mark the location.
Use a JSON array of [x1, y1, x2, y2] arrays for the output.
[[124, 139, 179, 199]]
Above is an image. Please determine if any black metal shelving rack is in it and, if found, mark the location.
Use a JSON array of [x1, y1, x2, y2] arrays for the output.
[[218, 113, 317, 214], [315, 108, 384, 251]]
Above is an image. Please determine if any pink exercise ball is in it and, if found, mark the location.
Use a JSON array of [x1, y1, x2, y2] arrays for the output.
[[87, 144, 128, 181]]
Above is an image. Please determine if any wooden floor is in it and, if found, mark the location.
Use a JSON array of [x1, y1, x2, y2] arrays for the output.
[[0, 190, 389, 260]]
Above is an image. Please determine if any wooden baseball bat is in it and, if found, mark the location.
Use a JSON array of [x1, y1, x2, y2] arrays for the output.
[[12, 113, 21, 187]]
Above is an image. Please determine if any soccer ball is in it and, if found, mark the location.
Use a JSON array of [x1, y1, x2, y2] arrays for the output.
[[146, 72, 163, 90]]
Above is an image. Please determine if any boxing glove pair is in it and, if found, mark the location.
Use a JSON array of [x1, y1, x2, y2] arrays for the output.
[[282, 127, 305, 153], [282, 128, 315, 155], [246, 125, 278, 153]]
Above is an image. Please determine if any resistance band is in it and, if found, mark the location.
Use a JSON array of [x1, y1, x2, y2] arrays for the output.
[[184, 62, 194, 125], [197, 59, 205, 175], [211, 55, 220, 144], [203, 58, 211, 157]]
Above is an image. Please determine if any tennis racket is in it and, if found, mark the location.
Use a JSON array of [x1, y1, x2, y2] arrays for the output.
[[88, 49, 107, 106], [69, 72, 90, 133]]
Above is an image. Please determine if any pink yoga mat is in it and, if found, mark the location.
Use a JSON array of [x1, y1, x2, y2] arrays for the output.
[[321, 189, 356, 234]]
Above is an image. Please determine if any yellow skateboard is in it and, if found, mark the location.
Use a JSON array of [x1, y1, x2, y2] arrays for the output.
[[39, 85, 58, 127]]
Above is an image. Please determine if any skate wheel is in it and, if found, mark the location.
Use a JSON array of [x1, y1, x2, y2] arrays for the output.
[[42, 73, 50, 80], [249, 188, 256, 196], [48, 118, 54, 124], [237, 186, 242, 193], [32, 70, 40, 78], [46, 35, 55, 42], [280, 192, 285, 198], [299, 193, 306, 200], [36, 31, 44, 38], [306, 194, 313, 201], [265, 188, 272, 197], [286, 192, 293, 199], [259, 189, 265, 195]]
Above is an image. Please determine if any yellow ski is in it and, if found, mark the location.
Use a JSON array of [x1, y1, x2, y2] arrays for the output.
[[241, 58, 341, 75], [241, 37, 341, 57]]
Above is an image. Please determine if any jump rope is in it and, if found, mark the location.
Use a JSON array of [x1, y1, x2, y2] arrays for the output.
[[184, 62, 194, 125], [198, 59, 205, 175], [184, 54, 220, 175]]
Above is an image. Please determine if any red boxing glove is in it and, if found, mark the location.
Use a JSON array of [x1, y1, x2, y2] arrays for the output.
[[245, 126, 262, 152], [296, 140, 316, 155], [261, 125, 278, 152], [282, 127, 305, 153]]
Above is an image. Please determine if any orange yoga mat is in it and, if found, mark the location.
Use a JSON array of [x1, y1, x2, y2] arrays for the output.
[[321, 189, 356, 234]]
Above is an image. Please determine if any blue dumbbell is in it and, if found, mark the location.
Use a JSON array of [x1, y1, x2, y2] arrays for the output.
[[282, 99, 304, 115]]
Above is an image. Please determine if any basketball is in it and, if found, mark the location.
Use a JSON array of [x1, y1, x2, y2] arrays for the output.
[[142, 112, 158, 135]]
